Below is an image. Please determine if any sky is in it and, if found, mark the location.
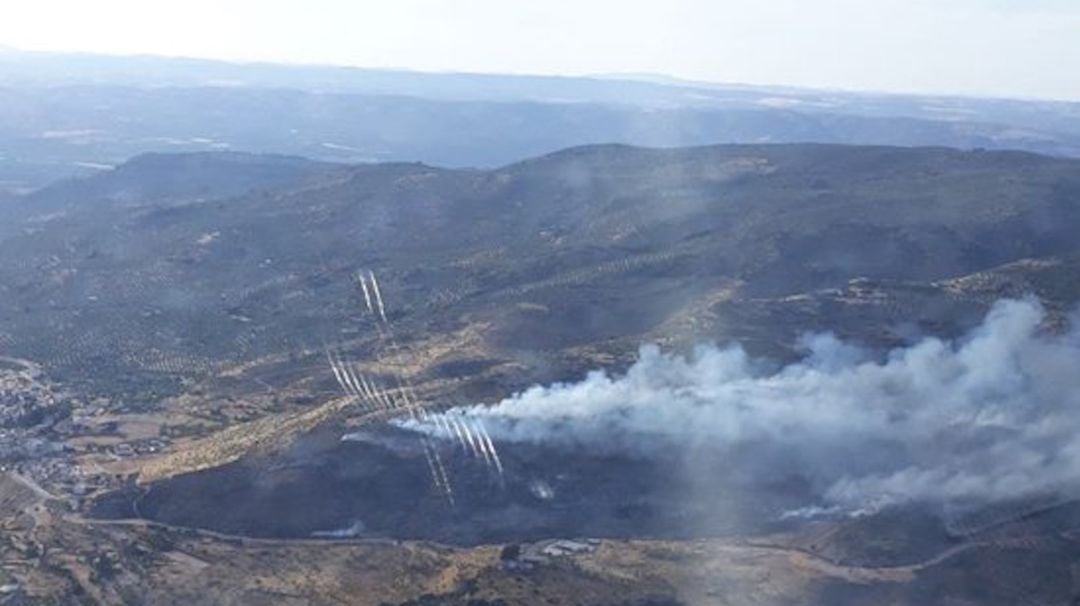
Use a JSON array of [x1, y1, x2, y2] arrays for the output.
[[2, 0, 1079, 100]]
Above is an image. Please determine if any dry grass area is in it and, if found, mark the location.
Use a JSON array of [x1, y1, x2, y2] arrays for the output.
[[0, 473, 38, 517], [141, 540, 500, 605], [137, 394, 359, 484], [359, 321, 494, 379], [128, 537, 812, 605], [19, 513, 507, 606], [644, 282, 744, 348], [575, 538, 933, 604], [134, 320, 502, 484], [576, 540, 818, 605], [11, 496, 834, 606]]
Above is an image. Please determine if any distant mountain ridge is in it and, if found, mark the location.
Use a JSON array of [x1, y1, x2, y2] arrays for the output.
[[2, 49, 1080, 193]]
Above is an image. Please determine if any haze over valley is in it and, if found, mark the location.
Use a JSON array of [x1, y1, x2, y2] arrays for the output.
[[3, 49, 1080, 194]]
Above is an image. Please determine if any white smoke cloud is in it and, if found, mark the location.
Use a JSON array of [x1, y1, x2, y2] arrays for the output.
[[407, 299, 1080, 511]]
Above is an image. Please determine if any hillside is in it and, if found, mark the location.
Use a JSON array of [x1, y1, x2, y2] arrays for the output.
[[4, 143, 1080, 604], [2, 144, 1079, 386]]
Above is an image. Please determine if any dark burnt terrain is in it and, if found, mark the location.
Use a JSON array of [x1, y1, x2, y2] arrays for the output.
[[91, 424, 810, 545]]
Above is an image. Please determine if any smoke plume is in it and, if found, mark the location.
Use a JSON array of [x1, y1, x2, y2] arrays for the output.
[[411, 299, 1080, 511]]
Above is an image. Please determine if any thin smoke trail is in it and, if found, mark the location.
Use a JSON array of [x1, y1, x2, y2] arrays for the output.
[[438, 392, 502, 475], [327, 350, 349, 395], [468, 417, 493, 465], [340, 358, 363, 400], [369, 271, 388, 324], [355, 270, 457, 503], [358, 271, 374, 316], [345, 270, 506, 498], [448, 415, 469, 452], [474, 419, 505, 477]]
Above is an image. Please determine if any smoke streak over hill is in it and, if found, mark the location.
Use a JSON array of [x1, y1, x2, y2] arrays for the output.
[[408, 299, 1080, 511]]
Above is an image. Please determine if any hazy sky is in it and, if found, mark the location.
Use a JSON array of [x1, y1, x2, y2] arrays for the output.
[[3, 0, 1079, 100]]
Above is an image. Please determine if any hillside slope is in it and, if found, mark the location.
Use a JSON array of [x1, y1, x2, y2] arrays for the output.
[[5, 143, 1080, 604], [2, 144, 1080, 386]]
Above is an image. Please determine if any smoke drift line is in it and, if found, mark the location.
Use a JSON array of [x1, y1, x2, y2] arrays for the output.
[[403, 299, 1080, 513]]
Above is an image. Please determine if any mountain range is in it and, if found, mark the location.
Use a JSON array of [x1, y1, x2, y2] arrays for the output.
[[2, 49, 1080, 194]]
